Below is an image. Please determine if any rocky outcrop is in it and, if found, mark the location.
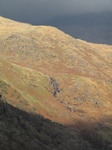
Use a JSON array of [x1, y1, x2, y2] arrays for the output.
[[50, 77, 60, 97]]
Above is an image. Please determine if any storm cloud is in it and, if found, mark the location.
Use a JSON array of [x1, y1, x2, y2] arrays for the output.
[[0, 0, 112, 23]]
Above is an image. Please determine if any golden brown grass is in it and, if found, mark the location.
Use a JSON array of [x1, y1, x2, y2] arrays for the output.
[[0, 16, 112, 143]]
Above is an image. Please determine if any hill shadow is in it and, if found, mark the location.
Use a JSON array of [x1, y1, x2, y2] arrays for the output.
[[66, 117, 112, 150], [0, 97, 92, 150], [0, 94, 112, 150]]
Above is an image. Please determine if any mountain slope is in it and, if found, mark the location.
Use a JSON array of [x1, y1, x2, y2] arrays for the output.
[[0, 16, 112, 148]]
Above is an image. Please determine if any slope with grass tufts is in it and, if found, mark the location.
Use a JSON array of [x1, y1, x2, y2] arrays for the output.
[[0, 16, 112, 148]]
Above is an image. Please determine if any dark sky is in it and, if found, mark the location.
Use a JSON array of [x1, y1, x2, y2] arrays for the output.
[[0, 0, 112, 24]]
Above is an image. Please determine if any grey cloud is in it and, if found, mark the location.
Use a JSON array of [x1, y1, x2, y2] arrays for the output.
[[0, 0, 112, 23]]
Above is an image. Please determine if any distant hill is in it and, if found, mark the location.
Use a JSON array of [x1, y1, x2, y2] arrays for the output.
[[0, 16, 112, 149]]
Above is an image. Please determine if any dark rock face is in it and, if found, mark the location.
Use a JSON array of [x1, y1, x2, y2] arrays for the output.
[[50, 77, 60, 97], [0, 93, 2, 98]]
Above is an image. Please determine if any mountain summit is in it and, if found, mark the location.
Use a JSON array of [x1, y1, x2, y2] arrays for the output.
[[0, 16, 112, 149]]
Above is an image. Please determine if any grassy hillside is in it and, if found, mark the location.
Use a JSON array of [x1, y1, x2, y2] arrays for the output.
[[0, 16, 112, 149], [0, 57, 74, 124]]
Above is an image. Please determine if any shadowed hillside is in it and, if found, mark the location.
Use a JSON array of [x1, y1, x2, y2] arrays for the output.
[[0, 16, 112, 149], [0, 96, 92, 150]]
